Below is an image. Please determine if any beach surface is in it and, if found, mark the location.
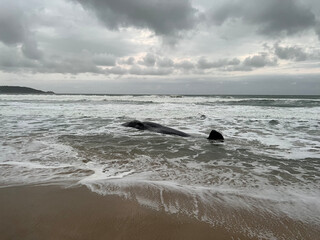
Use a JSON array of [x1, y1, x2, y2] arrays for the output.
[[1, 94, 319, 239], [0, 184, 252, 240]]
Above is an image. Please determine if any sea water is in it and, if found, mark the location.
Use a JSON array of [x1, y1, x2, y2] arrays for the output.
[[0, 94, 319, 239]]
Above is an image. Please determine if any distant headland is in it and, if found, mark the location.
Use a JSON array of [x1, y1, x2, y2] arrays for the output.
[[0, 86, 55, 94]]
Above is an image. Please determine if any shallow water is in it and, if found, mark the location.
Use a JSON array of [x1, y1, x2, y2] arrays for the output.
[[1, 94, 319, 239]]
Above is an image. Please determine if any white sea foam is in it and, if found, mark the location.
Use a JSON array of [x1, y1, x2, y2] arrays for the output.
[[80, 176, 320, 226]]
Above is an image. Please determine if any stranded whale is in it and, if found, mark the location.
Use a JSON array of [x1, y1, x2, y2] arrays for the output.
[[122, 120, 224, 141]]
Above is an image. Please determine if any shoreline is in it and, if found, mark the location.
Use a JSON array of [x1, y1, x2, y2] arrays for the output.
[[0, 184, 253, 240]]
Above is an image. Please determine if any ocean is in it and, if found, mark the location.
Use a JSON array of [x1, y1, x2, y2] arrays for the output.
[[0, 94, 319, 239]]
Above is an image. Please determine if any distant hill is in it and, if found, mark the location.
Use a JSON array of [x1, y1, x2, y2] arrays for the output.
[[0, 86, 55, 94]]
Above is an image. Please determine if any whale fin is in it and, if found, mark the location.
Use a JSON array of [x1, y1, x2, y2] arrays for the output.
[[207, 130, 224, 141]]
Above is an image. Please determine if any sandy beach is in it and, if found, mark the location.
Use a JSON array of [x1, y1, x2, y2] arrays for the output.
[[0, 184, 254, 240]]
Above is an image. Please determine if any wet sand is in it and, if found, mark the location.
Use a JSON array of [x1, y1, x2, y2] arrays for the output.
[[0, 184, 252, 240]]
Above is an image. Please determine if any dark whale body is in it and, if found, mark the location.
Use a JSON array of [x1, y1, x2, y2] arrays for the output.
[[123, 120, 224, 141], [122, 120, 190, 137]]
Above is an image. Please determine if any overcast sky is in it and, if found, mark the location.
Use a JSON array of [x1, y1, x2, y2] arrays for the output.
[[0, 0, 319, 94]]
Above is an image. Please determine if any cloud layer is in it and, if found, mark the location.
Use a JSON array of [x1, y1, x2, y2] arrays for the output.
[[0, 0, 320, 94], [73, 0, 200, 38], [209, 0, 317, 36]]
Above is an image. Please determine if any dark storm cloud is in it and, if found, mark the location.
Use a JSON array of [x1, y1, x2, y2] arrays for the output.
[[209, 0, 316, 36], [0, 2, 26, 45], [72, 0, 200, 38], [0, 1, 43, 60]]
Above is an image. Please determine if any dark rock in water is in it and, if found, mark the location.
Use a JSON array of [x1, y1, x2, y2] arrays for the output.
[[123, 120, 224, 141], [269, 120, 280, 125], [207, 130, 224, 141], [200, 114, 206, 120]]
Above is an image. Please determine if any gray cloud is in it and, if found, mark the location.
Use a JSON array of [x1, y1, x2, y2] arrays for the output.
[[174, 60, 195, 70], [209, 0, 316, 36], [197, 57, 240, 69], [129, 65, 173, 75], [274, 43, 308, 61], [72, 0, 200, 38], [21, 37, 43, 60], [119, 57, 135, 65], [40, 56, 103, 74], [0, 46, 38, 71], [0, 1, 43, 60], [157, 57, 174, 68], [106, 66, 128, 75], [243, 53, 277, 68], [45, 36, 134, 57], [139, 53, 156, 66], [92, 54, 116, 66], [0, 2, 26, 45], [208, 53, 279, 72], [0, 45, 102, 74], [315, 22, 320, 40]]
